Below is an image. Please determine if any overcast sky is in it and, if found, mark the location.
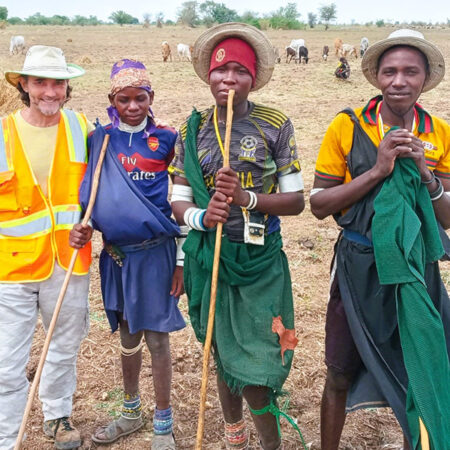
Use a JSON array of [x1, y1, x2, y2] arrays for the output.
[[4, 0, 449, 24]]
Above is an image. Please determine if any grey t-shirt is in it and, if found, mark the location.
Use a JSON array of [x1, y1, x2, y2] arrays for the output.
[[169, 102, 302, 241]]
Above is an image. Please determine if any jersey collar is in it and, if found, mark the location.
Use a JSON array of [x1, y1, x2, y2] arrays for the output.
[[362, 95, 433, 133]]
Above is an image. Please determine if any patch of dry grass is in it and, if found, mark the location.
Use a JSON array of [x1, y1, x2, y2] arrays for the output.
[[0, 78, 22, 115]]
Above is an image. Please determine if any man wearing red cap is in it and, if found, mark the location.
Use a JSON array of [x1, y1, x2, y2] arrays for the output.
[[170, 23, 306, 449]]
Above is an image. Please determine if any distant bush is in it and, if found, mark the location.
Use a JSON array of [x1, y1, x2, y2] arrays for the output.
[[199, 1, 239, 25], [8, 17, 23, 24], [269, 15, 304, 29], [72, 15, 101, 26], [268, 3, 304, 30], [25, 13, 51, 25], [258, 19, 270, 30], [410, 20, 427, 27], [49, 15, 71, 25], [375, 19, 385, 27], [0, 6, 7, 21], [240, 11, 261, 29]]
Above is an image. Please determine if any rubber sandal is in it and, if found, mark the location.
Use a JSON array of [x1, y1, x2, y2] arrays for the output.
[[151, 432, 176, 450], [91, 415, 143, 444]]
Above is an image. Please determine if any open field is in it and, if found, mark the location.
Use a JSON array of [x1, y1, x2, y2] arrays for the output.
[[1, 24, 449, 449]]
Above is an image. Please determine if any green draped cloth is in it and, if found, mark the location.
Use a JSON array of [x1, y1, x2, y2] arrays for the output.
[[373, 158, 450, 450], [182, 109, 295, 393]]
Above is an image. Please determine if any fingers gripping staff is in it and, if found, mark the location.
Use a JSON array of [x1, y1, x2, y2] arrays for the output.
[[196, 89, 234, 449], [14, 134, 110, 450]]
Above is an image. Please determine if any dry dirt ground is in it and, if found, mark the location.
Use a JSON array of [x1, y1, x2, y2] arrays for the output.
[[0, 24, 449, 450]]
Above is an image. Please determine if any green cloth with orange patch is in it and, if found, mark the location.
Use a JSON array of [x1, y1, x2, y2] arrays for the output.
[[182, 109, 297, 393]]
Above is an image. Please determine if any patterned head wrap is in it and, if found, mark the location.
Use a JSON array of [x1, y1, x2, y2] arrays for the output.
[[107, 59, 155, 136], [109, 58, 152, 96]]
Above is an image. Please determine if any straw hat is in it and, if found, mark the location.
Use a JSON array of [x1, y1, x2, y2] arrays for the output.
[[192, 22, 275, 91], [361, 29, 445, 93], [5, 45, 85, 87]]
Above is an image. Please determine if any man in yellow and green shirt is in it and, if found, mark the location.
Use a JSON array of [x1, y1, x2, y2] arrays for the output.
[[311, 30, 450, 450]]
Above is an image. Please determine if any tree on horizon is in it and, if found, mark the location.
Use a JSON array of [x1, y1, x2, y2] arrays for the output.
[[319, 3, 337, 30], [0, 6, 7, 21], [109, 10, 138, 26]]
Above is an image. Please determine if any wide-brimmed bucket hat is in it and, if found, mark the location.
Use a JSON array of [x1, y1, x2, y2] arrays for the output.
[[192, 22, 275, 91], [5, 45, 85, 87], [361, 29, 445, 93]]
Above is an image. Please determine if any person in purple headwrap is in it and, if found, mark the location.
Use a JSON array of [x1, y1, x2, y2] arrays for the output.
[[70, 59, 185, 449]]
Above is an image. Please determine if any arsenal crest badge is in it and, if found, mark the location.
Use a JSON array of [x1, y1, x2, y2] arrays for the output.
[[147, 136, 159, 151]]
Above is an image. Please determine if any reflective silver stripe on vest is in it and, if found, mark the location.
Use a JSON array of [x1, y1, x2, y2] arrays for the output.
[[0, 215, 52, 237], [0, 120, 8, 172], [63, 109, 87, 163], [54, 210, 82, 226]]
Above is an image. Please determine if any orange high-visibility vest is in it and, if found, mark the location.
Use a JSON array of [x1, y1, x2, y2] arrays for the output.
[[0, 109, 92, 282]]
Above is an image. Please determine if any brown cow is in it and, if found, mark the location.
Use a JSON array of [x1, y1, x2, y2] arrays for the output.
[[334, 38, 343, 56], [161, 41, 172, 62], [286, 46, 296, 63]]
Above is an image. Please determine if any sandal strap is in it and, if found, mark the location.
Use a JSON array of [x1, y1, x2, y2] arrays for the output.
[[99, 416, 142, 440]]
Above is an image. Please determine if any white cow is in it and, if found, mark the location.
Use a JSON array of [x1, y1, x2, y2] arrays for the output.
[[288, 39, 307, 62], [289, 39, 305, 60], [177, 43, 192, 62], [340, 43, 358, 59], [290, 39, 305, 49], [360, 37, 369, 57], [10, 36, 25, 55]]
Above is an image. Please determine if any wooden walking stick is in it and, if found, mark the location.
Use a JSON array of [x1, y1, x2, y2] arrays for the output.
[[195, 89, 235, 449], [14, 133, 110, 450]]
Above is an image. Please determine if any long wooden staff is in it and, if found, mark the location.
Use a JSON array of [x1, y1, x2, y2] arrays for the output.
[[195, 89, 235, 449], [14, 133, 110, 450]]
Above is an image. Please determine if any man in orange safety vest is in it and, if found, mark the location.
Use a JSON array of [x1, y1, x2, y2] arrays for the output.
[[0, 45, 93, 450]]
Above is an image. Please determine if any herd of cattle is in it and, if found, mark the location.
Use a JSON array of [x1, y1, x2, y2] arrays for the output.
[[8, 34, 370, 66], [160, 37, 370, 65], [161, 37, 369, 64], [285, 36, 369, 64], [160, 37, 370, 66]]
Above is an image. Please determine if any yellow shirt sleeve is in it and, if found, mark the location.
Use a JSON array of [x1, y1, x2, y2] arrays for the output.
[[430, 117, 450, 180], [315, 112, 354, 183]]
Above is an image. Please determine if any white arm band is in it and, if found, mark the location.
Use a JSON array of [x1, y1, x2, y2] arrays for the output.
[[279, 172, 304, 193], [171, 184, 193, 203], [310, 188, 325, 197], [184, 207, 208, 231], [176, 225, 189, 266]]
